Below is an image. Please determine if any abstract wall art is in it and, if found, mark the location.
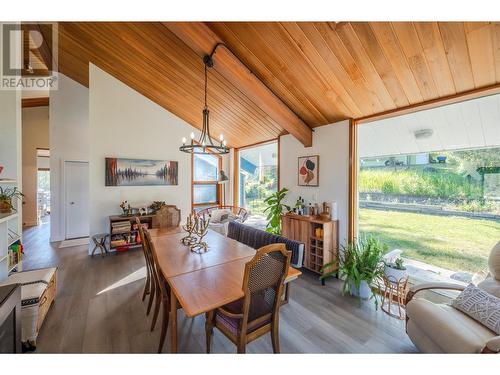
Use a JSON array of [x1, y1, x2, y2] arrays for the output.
[[105, 158, 178, 186], [298, 155, 319, 187]]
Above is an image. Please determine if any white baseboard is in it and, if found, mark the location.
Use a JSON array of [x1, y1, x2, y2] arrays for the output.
[[59, 237, 89, 248]]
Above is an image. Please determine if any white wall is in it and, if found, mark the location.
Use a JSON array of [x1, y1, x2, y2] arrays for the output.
[[280, 120, 350, 246], [0, 22, 23, 237], [22, 106, 49, 226], [88, 64, 200, 242], [49, 74, 89, 241]]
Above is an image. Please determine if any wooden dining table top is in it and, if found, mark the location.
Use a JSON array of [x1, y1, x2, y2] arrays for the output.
[[169, 258, 301, 317], [150, 228, 302, 318], [151, 229, 257, 278]]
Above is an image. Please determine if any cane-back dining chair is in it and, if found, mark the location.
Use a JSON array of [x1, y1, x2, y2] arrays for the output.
[[153, 205, 181, 229], [205, 243, 291, 353]]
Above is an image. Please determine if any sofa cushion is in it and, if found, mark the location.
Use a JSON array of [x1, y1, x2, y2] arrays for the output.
[[452, 284, 500, 334], [407, 298, 495, 353], [210, 209, 230, 223]]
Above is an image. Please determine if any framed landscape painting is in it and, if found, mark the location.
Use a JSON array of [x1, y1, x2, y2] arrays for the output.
[[298, 155, 319, 187], [105, 158, 178, 186]]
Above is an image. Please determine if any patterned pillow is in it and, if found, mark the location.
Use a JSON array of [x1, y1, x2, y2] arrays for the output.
[[452, 284, 500, 334]]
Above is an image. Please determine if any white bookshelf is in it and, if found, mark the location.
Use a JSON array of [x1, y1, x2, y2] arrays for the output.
[[0, 212, 21, 280], [0, 24, 22, 282]]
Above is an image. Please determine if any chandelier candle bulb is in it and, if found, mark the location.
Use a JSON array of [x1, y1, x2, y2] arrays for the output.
[[190, 132, 195, 140], [182, 137, 186, 145]]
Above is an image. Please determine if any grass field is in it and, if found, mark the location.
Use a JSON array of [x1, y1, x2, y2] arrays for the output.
[[359, 208, 500, 273]]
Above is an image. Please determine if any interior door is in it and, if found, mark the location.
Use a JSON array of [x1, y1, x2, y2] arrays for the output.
[[65, 161, 89, 239]]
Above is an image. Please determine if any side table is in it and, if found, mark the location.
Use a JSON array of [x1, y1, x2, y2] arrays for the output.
[[380, 275, 409, 320]]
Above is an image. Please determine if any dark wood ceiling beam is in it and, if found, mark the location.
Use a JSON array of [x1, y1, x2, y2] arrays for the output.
[[165, 22, 313, 147]]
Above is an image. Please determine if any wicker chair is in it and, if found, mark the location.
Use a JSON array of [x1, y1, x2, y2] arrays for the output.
[[153, 205, 181, 229], [205, 243, 291, 353]]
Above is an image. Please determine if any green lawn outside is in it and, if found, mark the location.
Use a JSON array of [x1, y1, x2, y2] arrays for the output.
[[359, 208, 500, 273]]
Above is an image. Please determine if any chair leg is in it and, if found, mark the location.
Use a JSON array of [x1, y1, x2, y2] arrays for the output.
[[205, 311, 214, 354], [147, 282, 155, 316], [271, 320, 280, 354], [142, 273, 150, 301], [237, 339, 246, 354], [158, 298, 170, 353], [151, 293, 161, 331]]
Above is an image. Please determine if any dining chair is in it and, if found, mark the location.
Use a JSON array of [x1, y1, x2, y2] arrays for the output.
[[144, 230, 171, 353], [135, 217, 154, 314], [153, 205, 181, 229], [205, 243, 291, 354]]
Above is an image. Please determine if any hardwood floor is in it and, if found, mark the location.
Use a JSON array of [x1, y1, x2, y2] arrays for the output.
[[22, 218, 417, 353]]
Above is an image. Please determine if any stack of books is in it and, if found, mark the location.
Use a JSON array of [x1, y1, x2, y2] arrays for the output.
[[111, 220, 131, 234]]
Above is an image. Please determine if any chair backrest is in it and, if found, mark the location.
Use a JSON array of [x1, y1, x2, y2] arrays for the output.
[[135, 217, 148, 260], [240, 243, 290, 327], [144, 229, 169, 296], [155, 205, 181, 229]]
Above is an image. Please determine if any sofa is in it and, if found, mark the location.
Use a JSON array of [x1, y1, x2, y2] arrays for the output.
[[197, 206, 248, 237], [227, 221, 304, 268], [405, 240, 500, 353]]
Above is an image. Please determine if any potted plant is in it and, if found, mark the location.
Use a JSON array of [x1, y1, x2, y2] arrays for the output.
[[263, 188, 291, 235], [0, 186, 24, 214], [384, 257, 408, 282], [321, 236, 386, 306]]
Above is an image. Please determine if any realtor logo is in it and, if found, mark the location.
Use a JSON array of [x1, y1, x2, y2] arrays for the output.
[[1, 22, 58, 91]]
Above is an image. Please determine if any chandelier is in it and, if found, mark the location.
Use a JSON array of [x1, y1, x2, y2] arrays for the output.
[[180, 55, 229, 155]]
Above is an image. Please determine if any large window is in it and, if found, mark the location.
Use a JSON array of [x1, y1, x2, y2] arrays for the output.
[[356, 94, 500, 286], [238, 141, 278, 216], [192, 153, 221, 212]]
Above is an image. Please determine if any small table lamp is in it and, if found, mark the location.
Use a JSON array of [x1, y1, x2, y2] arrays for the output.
[[218, 170, 229, 206]]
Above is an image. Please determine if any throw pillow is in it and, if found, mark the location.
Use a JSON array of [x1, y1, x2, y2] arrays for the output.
[[452, 283, 500, 334], [210, 209, 230, 223]]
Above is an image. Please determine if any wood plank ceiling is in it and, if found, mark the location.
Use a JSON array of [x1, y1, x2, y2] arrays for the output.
[[38, 22, 500, 148]]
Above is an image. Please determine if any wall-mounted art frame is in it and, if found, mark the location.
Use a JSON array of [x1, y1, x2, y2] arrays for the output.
[[105, 158, 178, 186], [298, 155, 319, 187]]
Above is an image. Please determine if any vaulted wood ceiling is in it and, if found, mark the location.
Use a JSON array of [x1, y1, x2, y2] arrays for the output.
[[37, 22, 500, 148]]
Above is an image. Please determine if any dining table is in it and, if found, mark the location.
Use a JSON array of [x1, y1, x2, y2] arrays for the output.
[[150, 228, 302, 353]]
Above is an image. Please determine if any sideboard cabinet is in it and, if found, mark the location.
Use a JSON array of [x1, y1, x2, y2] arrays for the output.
[[281, 214, 339, 276]]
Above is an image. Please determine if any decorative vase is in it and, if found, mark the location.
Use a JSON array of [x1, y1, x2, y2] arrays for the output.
[[350, 280, 371, 299], [0, 199, 12, 214], [384, 265, 408, 283]]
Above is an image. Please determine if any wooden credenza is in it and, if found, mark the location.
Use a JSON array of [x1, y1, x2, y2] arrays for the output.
[[281, 214, 339, 274]]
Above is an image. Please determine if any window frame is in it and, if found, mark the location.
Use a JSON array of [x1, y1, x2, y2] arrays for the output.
[[191, 151, 222, 213], [234, 138, 280, 209]]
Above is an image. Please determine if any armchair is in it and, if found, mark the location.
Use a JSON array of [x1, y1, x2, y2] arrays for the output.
[[405, 241, 500, 353]]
